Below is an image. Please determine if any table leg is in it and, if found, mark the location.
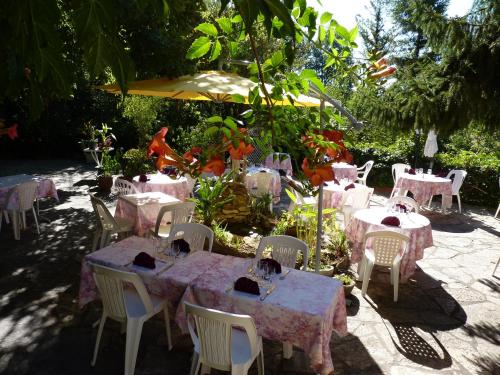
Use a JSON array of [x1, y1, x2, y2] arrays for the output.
[[283, 342, 293, 359]]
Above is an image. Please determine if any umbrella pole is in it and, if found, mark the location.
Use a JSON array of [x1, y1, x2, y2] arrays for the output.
[[315, 100, 325, 273]]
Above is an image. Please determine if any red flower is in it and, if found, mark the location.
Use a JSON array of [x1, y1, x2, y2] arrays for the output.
[[301, 158, 334, 186], [7, 124, 18, 140], [203, 157, 225, 176], [224, 128, 254, 160]]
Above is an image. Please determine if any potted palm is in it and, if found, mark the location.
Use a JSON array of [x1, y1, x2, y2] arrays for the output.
[[333, 270, 356, 296]]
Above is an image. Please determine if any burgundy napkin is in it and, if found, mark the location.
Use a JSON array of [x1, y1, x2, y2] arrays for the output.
[[435, 170, 447, 178], [408, 168, 416, 175], [259, 170, 267, 173], [381, 216, 401, 227], [278, 169, 287, 177], [258, 258, 282, 274], [395, 203, 408, 213], [171, 239, 190, 253], [138, 174, 148, 182], [344, 183, 356, 191], [133, 252, 155, 269], [333, 178, 340, 185], [234, 277, 260, 295]]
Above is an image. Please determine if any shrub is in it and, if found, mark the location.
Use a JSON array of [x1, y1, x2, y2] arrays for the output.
[[122, 148, 154, 178]]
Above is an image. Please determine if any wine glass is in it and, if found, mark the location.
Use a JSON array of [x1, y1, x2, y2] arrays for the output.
[[153, 237, 162, 256]]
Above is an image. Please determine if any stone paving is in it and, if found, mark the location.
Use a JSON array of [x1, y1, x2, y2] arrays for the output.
[[0, 159, 499, 375]]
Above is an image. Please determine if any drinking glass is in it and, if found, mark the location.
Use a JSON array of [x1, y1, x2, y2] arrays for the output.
[[427, 169, 432, 175], [417, 168, 423, 175], [153, 237, 162, 256]]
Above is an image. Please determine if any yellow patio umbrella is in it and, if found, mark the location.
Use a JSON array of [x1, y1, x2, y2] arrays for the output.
[[95, 70, 323, 107]]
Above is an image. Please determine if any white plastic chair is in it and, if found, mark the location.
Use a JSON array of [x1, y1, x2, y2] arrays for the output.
[[340, 187, 373, 227], [0, 181, 39, 240], [150, 201, 195, 238], [286, 178, 317, 212], [386, 196, 420, 213], [428, 169, 467, 213], [184, 302, 264, 375], [390, 163, 410, 198], [359, 231, 410, 302], [356, 160, 374, 186], [256, 235, 308, 270], [90, 264, 172, 375], [185, 175, 197, 197], [90, 194, 134, 250], [115, 178, 140, 195], [169, 222, 214, 252]]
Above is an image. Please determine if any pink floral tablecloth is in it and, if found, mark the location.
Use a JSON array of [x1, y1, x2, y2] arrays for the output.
[[245, 167, 282, 202], [175, 256, 347, 375], [79, 236, 348, 375], [332, 163, 357, 182], [133, 173, 189, 201], [264, 153, 293, 176], [345, 207, 433, 281], [323, 182, 365, 208], [395, 173, 452, 209], [0, 174, 59, 210], [114, 192, 181, 236], [78, 236, 225, 309]]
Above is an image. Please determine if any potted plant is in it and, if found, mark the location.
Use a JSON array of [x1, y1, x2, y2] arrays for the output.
[[325, 223, 351, 271], [98, 152, 121, 192], [333, 270, 356, 297]]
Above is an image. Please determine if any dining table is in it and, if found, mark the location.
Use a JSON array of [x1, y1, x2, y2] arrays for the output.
[[395, 173, 452, 210], [79, 236, 348, 375], [245, 167, 282, 202], [332, 163, 358, 182], [345, 207, 433, 281], [133, 173, 189, 201], [114, 192, 181, 236], [264, 152, 293, 176], [323, 181, 366, 209], [0, 174, 59, 210]]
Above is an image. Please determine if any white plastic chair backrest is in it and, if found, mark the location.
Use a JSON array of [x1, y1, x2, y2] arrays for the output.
[[363, 231, 410, 267], [89, 194, 119, 231], [255, 172, 273, 196], [392, 163, 410, 183], [184, 302, 259, 371], [10, 181, 38, 211], [358, 160, 374, 176], [386, 196, 420, 213], [114, 178, 139, 195], [341, 187, 372, 210], [169, 222, 214, 252], [446, 169, 467, 194], [154, 202, 195, 235], [256, 235, 308, 269], [184, 175, 196, 195], [91, 263, 154, 320]]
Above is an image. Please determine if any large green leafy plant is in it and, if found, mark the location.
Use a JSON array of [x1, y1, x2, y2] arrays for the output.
[[191, 175, 233, 226]]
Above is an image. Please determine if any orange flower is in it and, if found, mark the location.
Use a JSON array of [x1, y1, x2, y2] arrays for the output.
[[155, 155, 178, 171], [301, 158, 335, 186], [7, 124, 18, 140], [147, 127, 176, 158], [203, 157, 225, 176], [224, 128, 254, 160]]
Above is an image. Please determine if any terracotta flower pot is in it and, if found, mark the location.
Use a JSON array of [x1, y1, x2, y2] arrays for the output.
[[343, 280, 356, 297], [97, 175, 113, 192]]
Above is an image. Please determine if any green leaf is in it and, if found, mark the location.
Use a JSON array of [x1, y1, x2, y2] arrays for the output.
[[222, 127, 231, 138], [263, 0, 295, 34], [207, 116, 223, 123], [223, 117, 238, 131], [285, 188, 297, 203], [216, 18, 233, 34], [231, 14, 243, 23], [195, 23, 218, 37], [320, 12, 332, 24], [209, 40, 221, 61], [335, 24, 350, 41], [318, 25, 326, 42], [349, 25, 358, 42], [205, 126, 220, 137], [231, 94, 245, 103], [271, 51, 284, 67], [186, 36, 211, 59]]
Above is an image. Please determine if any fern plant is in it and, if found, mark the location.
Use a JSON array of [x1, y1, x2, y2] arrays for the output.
[[191, 175, 233, 226]]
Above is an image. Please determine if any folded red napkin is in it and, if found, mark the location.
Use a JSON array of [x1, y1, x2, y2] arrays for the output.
[[278, 170, 287, 177], [344, 183, 356, 191], [435, 171, 447, 178], [138, 174, 148, 182], [333, 178, 340, 185], [381, 216, 401, 227], [258, 258, 282, 274], [133, 252, 155, 269], [395, 203, 407, 213], [408, 168, 416, 175], [172, 239, 190, 253], [234, 277, 260, 295]]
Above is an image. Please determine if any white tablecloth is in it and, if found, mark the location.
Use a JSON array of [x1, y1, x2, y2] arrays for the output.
[[0, 174, 59, 210], [133, 173, 189, 201], [264, 153, 293, 176], [323, 182, 365, 208], [332, 163, 357, 181], [396, 173, 452, 209], [245, 167, 282, 202], [345, 207, 433, 280]]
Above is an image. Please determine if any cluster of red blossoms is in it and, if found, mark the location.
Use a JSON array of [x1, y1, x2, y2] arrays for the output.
[[301, 129, 352, 186]]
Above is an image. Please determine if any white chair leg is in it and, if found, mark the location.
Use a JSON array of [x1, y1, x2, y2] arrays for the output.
[[22, 211, 27, 229], [125, 319, 144, 375], [32, 207, 40, 234], [361, 262, 374, 297], [357, 258, 365, 280], [457, 194, 462, 213], [3, 211, 9, 224], [495, 203, 500, 219], [257, 349, 264, 375], [11, 211, 20, 240], [283, 342, 293, 359], [393, 268, 400, 302], [91, 313, 107, 366], [36, 198, 40, 215], [428, 196, 433, 208], [92, 229, 101, 251], [189, 352, 200, 375], [493, 257, 500, 276], [163, 307, 172, 350]]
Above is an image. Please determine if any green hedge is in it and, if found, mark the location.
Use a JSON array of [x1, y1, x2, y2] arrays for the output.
[[352, 143, 499, 208]]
